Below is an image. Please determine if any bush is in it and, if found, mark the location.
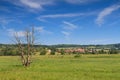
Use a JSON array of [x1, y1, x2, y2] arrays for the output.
[[109, 49, 119, 54], [49, 47, 56, 55], [40, 49, 47, 55], [74, 54, 81, 58], [0, 47, 19, 56], [60, 49, 65, 55], [0, 52, 4, 56]]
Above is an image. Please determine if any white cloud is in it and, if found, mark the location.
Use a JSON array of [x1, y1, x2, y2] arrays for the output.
[[89, 39, 110, 44], [63, 21, 77, 30], [37, 18, 47, 22], [5, 0, 55, 11], [61, 31, 70, 36], [3, 0, 100, 12], [35, 27, 52, 34], [39, 13, 86, 19], [38, 12, 96, 21], [0, 6, 11, 13], [37, 13, 85, 23], [16, 31, 26, 37], [108, 19, 120, 26], [7, 29, 25, 37], [35, 27, 44, 32], [65, 0, 99, 4], [7, 27, 52, 38], [0, 17, 14, 29], [20, 0, 42, 9], [61, 21, 78, 38], [96, 4, 120, 26]]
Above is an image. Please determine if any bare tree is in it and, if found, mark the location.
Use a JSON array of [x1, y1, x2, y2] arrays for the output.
[[14, 27, 35, 67]]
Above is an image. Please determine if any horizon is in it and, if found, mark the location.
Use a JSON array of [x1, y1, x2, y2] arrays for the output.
[[0, 0, 120, 45], [0, 43, 120, 46]]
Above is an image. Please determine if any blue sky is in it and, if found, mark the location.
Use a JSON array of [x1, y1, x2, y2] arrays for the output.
[[0, 0, 120, 45]]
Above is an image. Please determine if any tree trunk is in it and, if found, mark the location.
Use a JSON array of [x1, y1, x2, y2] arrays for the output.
[[14, 27, 35, 67]]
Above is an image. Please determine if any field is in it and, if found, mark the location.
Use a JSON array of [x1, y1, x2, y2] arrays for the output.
[[0, 54, 120, 80]]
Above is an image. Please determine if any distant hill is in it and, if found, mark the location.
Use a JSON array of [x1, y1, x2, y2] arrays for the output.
[[0, 43, 120, 49], [50, 43, 120, 49]]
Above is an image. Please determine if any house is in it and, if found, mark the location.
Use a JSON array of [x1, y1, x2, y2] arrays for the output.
[[63, 48, 85, 53]]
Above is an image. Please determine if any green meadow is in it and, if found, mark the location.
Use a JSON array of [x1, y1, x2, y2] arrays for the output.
[[0, 54, 120, 80]]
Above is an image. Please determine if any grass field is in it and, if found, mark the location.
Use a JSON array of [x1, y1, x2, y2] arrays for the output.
[[0, 54, 120, 80]]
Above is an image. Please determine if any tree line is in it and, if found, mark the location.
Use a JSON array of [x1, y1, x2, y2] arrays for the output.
[[0, 46, 119, 56]]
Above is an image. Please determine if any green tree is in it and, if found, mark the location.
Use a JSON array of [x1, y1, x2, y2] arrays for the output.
[[40, 48, 47, 55], [60, 49, 65, 55], [109, 49, 119, 54], [50, 47, 56, 55]]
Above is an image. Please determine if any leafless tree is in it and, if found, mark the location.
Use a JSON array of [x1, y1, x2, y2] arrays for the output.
[[14, 27, 35, 67]]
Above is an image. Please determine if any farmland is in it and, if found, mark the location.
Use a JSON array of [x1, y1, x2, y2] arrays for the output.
[[0, 54, 120, 80]]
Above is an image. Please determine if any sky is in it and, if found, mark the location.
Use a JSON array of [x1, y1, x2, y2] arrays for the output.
[[0, 0, 120, 45]]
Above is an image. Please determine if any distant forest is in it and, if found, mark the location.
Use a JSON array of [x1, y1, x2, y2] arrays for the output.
[[0, 43, 120, 56], [1, 43, 120, 49], [50, 44, 120, 49]]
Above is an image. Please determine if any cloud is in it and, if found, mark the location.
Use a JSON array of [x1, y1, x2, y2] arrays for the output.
[[5, 0, 55, 12], [37, 13, 85, 23], [96, 4, 120, 26], [39, 13, 85, 18], [35, 27, 52, 34], [37, 13, 90, 20], [6, 26, 52, 38], [2, 0, 100, 13], [7, 29, 25, 37], [89, 39, 110, 44], [35, 27, 44, 32], [63, 21, 77, 30], [65, 0, 99, 4], [61, 31, 72, 41], [20, 0, 42, 9], [37, 12, 96, 21], [108, 19, 120, 26], [0, 17, 15, 29], [61, 21, 78, 38], [61, 31, 70, 37], [37, 18, 47, 22], [0, 6, 11, 13], [0, 15, 24, 29]]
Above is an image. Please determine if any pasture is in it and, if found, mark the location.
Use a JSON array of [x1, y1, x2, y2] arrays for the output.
[[0, 54, 120, 80]]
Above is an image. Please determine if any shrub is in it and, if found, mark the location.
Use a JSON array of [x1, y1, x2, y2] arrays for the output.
[[60, 49, 65, 55], [40, 49, 47, 55], [109, 49, 119, 54], [74, 54, 81, 58], [49, 47, 56, 55]]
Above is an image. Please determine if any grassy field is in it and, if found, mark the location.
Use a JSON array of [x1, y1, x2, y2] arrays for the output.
[[0, 54, 120, 80]]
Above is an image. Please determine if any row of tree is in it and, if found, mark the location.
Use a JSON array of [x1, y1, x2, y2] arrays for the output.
[[0, 47, 119, 56]]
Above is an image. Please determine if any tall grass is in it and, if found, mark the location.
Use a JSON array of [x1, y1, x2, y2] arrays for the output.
[[0, 54, 120, 80]]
